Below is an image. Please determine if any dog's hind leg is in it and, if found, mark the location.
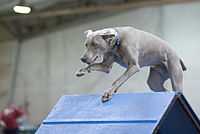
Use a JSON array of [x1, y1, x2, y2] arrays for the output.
[[147, 65, 169, 92], [168, 59, 183, 92]]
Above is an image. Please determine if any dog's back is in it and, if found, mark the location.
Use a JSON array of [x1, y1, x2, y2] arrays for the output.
[[116, 27, 170, 67]]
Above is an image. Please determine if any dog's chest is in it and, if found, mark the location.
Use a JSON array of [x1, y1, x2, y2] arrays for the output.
[[114, 49, 128, 68]]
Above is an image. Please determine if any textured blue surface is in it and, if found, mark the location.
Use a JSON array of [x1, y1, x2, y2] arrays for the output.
[[36, 92, 176, 134], [37, 123, 155, 134]]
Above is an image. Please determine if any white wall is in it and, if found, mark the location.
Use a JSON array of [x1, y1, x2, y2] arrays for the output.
[[0, 41, 17, 108], [162, 2, 200, 118], [0, 2, 200, 125]]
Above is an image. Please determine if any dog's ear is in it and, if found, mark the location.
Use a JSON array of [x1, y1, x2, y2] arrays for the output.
[[93, 35, 105, 45], [101, 34, 116, 47], [84, 30, 93, 38]]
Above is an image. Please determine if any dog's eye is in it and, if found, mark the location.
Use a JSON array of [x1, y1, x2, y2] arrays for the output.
[[85, 43, 88, 47], [92, 43, 97, 47]]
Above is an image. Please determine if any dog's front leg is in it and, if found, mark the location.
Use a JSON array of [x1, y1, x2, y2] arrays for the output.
[[76, 55, 114, 77], [102, 64, 140, 102], [76, 63, 112, 77], [76, 66, 91, 77]]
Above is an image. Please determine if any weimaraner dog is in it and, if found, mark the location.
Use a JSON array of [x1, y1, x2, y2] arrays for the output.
[[76, 26, 186, 102]]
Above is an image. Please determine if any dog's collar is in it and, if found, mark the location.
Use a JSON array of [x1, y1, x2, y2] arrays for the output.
[[112, 31, 120, 50], [115, 33, 120, 48]]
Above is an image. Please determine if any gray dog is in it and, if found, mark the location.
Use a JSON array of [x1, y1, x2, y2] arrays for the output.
[[76, 26, 186, 102]]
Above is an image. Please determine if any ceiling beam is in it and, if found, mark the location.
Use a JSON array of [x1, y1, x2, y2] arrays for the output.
[[1, 0, 198, 20]]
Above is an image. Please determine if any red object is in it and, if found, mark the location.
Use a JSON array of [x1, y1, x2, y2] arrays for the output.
[[0, 112, 2, 119], [0, 105, 24, 129]]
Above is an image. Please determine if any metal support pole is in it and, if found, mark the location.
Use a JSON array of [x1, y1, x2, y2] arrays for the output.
[[8, 39, 22, 105]]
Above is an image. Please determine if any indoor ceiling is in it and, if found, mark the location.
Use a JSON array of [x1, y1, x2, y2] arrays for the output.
[[0, 0, 198, 42]]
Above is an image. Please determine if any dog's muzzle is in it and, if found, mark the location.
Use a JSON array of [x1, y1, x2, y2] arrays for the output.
[[81, 54, 103, 64], [80, 57, 91, 64], [81, 57, 87, 63]]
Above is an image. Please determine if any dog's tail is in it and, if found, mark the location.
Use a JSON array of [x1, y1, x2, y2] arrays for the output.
[[180, 59, 187, 71]]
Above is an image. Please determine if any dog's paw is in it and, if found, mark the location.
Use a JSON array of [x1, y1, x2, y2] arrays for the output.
[[101, 92, 112, 103], [76, 72, 85, 77], [76, 69, 86, 77]]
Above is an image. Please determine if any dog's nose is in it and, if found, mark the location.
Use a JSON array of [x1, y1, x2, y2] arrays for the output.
[[81, 57, 87, 63]]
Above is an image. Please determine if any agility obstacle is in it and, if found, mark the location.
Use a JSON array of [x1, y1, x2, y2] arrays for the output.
[[36, 92, 200, 134]]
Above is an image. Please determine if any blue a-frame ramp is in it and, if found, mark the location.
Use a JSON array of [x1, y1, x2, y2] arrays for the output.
[[36, 92, 200, 134]]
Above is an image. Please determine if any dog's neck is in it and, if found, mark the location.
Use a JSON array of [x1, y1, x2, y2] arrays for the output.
[[109, 30, 123, 59], [110, 30, 121, 54]]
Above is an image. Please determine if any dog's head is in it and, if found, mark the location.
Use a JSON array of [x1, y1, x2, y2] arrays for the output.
[[80, 29, 117, 65]]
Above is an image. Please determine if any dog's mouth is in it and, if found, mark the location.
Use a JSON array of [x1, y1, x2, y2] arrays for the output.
[[92, 56, 98, 62]]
